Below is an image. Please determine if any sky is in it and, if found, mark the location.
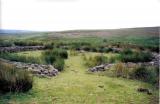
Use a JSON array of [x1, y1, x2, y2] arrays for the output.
[[1, 0, 160, 31]]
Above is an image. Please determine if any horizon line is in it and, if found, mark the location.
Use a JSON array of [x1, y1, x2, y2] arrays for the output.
[[0, 26, 159, 32]]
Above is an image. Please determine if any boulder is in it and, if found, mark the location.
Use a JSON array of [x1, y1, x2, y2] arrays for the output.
[[89, 64, 108, 72], [88, 63, 115, 72]]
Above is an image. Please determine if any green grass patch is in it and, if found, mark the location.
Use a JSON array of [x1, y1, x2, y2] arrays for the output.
[[0, 52, 158, 104]]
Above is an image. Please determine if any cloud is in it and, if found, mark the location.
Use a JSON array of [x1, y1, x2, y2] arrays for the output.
[[1, 0, 160, 31]]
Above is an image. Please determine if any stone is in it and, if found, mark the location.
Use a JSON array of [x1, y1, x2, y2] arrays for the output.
[[0, 58, 59, 77], [0, 46, 45, 53], [32, 69, 41, 74], [98, 85, 104, 88], [147, 90, 152, 95], [38, 66, 43, 70], [88, 53, 159, 73], [49, 69, 58, 76], [48, 65, 54, 70], [89, 64, 114, 72], [28, 67, 33, 70], [137, 88, 152, 95], [40, 73, 46, 77], [34, 64, 39, 67], [44, 70, 49, 74]]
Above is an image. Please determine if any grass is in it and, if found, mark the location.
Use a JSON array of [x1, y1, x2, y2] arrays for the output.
[[0, 51, 158, 104], [13, 51, 43, 58], [119, 49, 153, 62], [0, 52, 44, 64], [9, 49, 67, 71], [1, 30, 159, 51], [0, 61, 33, 93], [82, 52, 121, 67]]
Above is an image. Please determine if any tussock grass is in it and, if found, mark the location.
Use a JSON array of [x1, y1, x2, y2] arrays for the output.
[[42, 48, 68, 71], [119, 49, 153, 62], [0, 61, 33, 93]]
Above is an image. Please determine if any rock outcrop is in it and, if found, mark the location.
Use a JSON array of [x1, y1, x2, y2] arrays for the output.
[[0, 46, 45, 52], [89, 64, 114, 72], [89, 53, 159, 72], [0, 58, 58, 77], [149, 53, 160, 66]]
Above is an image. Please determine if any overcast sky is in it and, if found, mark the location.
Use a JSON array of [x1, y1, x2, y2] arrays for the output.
[[1, 0, 160, 31]]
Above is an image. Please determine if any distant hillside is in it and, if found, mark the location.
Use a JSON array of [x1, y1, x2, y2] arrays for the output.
[[0, 29, 35, 34], [46, 27, 159, 38], [0, 27, 159, 38]]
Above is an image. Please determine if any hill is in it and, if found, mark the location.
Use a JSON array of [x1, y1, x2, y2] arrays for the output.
[[46, 27, 159, 38]]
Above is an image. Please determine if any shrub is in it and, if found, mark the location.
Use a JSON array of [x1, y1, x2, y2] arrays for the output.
[[94, 55, 108, 65], [0, 41, 13, 47], [14, 41, 43, 46], [83, 55, 108, 67], [91, 47, 98, 52], [90, 47, 114, 53], [103, 39, 107, 42], [44, 55, 56, 64], [0, 53, 42, 64], [44, 43, 54, 49], [108, 56, 118, 63], [130, 66, 159, 85], [83, 56, 93, 67], [114, 63, 129, 78], [42, 49, 67, 71], [104, 48, 113, 53], [100, 48, 104, 53], [53, 58, 64, 71], [0, 61, 33, 93], [108, 64, 159, 86], [43, 49, 68, 63], [147, 46, 159, 52], [82, 46, 91, 51], [122, 49, 133, 54], [59, 50, 68, 59], [120, 49, 152, 62], [82, 53, 87, 60], [52, 48, 68, 59], [70, 50, 78, 56]]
